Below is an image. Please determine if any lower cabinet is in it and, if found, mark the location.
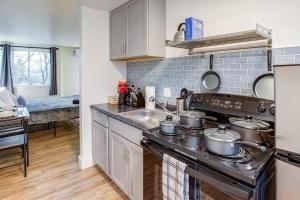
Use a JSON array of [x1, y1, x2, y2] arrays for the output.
[[92, 121, 108, 172], [109, 130, 143, 200], [109, 130, 129, 192]]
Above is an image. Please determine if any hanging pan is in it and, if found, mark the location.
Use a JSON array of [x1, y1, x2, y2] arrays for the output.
[[252, 50, 275, 100], [201, 54, 221, 92]]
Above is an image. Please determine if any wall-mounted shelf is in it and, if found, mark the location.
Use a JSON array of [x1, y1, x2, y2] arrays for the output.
[[166, 24, 272, 55]]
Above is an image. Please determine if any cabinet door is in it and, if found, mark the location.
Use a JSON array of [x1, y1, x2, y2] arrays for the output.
[[109, 131, 129, 193], [110, 7, 127, 59], [126, 0, 148, 57], [93, 122, 108, 172], [128, 142, 143, 200]]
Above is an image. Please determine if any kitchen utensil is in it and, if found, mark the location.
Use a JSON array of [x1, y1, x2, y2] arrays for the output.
[[179, 110, 217, 129], [252, 50, 274, 100], [160, 115, 188, 135], [229, 116, 274, 144], [176, 98, 186, 116], [201, 55, 221, 92], [204, 125, 267, 156], [173, 23, 186, 43]]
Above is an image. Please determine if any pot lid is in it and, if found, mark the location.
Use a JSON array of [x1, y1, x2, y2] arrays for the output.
[[160, 115, 178, 126], [229, 116, 270, 130], [180, 110, 206, 118], [204, 125, 241, 142]]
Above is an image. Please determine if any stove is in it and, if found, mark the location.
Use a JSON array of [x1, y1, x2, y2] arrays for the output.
[[142, 93, 275, 200]]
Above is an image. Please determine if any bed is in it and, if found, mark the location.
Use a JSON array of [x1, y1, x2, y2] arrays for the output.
[[26, 95, 79, 136]]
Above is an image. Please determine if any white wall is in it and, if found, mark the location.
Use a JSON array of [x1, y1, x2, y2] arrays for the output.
[[14, 86, 50, 99], [166, 0, 300, 57], [79, 7, 126, 169], [59, 47, 80, 96]]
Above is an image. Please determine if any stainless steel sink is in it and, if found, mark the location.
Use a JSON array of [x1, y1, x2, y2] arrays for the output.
[[118, 109, 177, 128]]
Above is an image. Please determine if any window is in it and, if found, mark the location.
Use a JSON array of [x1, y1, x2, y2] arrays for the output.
[[11, 48, 51, 86]]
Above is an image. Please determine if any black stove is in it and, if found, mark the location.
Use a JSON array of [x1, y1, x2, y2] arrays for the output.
[[143, 93, 275, 186]]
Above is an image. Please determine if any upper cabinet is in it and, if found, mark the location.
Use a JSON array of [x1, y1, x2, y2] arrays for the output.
[[110, 0, 166, 61]]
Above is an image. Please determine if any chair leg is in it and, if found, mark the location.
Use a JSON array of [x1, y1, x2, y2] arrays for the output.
[[23, 135, 28, 178], [26, 142, 29, 167]]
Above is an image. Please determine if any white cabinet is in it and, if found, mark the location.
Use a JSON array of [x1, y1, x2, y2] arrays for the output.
[[128, 142, 143, 200], [92, 121, 108, 172], [110, 0, 166, 61], [109, 130, 143, 200], [110, 7, 127, 59]]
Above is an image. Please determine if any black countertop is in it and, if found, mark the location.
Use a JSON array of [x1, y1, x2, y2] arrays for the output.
[[90, 104, 151, 131]]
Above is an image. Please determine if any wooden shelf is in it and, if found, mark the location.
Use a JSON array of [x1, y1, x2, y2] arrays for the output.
[[166, 24, 272, 55]]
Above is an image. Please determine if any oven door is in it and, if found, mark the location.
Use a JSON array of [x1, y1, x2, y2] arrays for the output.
[[142, 139, 253, 200]]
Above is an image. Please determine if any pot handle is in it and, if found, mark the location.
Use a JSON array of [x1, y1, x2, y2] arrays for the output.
[[234, 141, 267, 152], [201, 116, 218, 121], [175, 124, 190, 129]]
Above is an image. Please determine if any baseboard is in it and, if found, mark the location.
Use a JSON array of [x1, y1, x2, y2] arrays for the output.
[[78, 155, 94, 169]]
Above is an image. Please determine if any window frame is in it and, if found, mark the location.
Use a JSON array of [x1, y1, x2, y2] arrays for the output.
[[11, 47, 51, 87]]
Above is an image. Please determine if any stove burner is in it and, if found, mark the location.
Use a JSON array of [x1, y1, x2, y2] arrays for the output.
[[158, 129, 180, 136], [221, 147, 248, 159]]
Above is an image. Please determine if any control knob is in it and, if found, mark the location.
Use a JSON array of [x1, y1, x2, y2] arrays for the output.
[[257, 102, 266, 113], [269, 104, 275, 115]]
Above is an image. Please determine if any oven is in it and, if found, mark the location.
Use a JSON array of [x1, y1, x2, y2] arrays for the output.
[[142, 139, 275, 200]]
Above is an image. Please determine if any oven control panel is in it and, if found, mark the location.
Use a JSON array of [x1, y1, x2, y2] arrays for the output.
[[189, 93, 275, 122], [211, 98, 243, 110]]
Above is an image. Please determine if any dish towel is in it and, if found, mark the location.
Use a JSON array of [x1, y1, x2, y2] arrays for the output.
[[162, 153, 189, 200]]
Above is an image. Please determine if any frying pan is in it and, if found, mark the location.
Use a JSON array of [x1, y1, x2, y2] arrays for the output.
[[201, 54, 221, 92], [252, 50, 275, 100]]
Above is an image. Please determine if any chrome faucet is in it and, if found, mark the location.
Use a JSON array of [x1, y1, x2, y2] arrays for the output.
[[149, 96, 169, 113]]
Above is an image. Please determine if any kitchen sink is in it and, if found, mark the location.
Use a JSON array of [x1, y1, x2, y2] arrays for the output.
[[118, 109, 178, 129]]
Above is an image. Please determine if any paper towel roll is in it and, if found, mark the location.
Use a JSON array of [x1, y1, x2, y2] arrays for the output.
[[145, 86, 155, 110]]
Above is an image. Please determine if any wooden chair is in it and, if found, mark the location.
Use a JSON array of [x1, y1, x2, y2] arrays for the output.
[[0, 119, 29, 177]]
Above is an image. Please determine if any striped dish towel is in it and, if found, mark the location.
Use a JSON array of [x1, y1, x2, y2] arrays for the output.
[[162, 154, 189, 200]]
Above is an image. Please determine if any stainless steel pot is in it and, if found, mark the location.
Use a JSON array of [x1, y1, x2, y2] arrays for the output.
[[160, 115, 188, 135], [229, 116, 274, 144], [180, 110, 217, 129], [204, 125, 267, 156]]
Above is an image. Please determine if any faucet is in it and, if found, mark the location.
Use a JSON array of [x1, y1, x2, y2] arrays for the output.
[[149, 96, 169, 113]]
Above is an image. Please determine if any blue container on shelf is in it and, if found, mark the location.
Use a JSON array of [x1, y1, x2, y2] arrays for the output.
[[185, 17, 204, 41]]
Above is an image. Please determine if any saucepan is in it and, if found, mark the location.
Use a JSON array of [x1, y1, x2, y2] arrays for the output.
[[180, 110, 217, 129], [204, 125, 267, 156], [160, 115, 189, 135]]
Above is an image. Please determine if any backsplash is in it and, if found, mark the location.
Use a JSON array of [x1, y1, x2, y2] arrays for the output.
[[127, 46, 300, 105]]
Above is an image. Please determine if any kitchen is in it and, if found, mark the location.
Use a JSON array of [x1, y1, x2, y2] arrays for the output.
[[0, 0, 300, 199], [81, 0, 300, 200]]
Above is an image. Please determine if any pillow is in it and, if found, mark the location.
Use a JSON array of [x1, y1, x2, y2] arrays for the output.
[[0, 89, 19, 108], [17, 95, 27, 107]]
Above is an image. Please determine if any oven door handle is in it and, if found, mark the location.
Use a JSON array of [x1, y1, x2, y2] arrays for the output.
[[187, 167, 252, 200], [141, 139, 164, 158]]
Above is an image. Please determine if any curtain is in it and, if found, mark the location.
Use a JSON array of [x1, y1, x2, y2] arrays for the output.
[[49, 47, 57, 95], [0, 44, 14, 94]]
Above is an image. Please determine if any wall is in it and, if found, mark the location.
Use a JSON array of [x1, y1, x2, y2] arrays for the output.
[[59, 47, 80, 96], [127, 46, 300, 104], [166, 0, 300, 57], [14, 86, 50, 99], [79, 7, 126, 169]]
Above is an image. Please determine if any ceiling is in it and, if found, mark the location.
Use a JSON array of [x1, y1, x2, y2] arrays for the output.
[[0, 0, 130, 47], [78, 0, 129, 11], [0, 0, 80, 47]]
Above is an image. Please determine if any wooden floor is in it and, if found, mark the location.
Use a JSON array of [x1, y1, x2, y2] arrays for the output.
[[0, 125, 129, 200]]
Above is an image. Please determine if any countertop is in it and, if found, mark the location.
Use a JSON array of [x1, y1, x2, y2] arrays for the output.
[[90, 104, 151, 131]]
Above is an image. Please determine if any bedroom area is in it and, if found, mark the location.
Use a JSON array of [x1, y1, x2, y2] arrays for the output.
[[0, 0, 82, 196]]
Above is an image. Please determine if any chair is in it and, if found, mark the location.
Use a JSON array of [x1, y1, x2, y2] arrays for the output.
[[0, 118, 29, 177]]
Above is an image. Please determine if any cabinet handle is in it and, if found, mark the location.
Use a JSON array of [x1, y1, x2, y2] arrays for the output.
[[127, 150, 131, 161], [124, 149, 128, 159]]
